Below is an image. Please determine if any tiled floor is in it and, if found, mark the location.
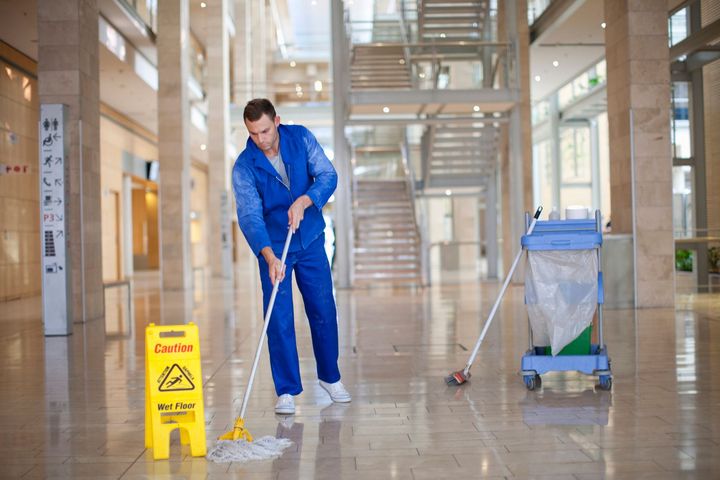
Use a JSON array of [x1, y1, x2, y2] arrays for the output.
[[1, 269, 719, 479]]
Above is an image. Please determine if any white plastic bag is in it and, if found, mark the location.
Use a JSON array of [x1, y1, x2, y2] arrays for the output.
[[525, 250, 598, 355]]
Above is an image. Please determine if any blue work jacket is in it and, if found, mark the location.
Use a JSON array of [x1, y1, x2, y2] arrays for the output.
[[232, 124, 337, 257]]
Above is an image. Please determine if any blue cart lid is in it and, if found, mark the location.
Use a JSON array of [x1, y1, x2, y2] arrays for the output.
[[522, 219, 602, 250]]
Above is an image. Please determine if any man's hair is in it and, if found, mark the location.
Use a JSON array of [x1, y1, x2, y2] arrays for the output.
[[244, 98, 276, 122]]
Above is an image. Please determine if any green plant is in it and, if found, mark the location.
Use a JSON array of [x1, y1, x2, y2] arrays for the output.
[[676, 249, 693, 272], [709, 247, 720, 273]]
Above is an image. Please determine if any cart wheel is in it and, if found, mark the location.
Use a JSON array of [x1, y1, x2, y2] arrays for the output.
[[598, 375, 612, 391], [524, 375, 537, 391], [534, 374, 542, 388]]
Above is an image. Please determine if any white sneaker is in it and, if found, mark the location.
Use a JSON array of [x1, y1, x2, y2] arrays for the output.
[[275, 394, 295, 415], [319, 380, 352, 403]]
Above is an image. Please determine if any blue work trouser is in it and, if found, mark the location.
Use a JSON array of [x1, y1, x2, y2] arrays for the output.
[[258, 234, 341, 396]]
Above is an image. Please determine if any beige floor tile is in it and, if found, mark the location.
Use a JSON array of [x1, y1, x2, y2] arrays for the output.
[[1, 275, 719, 479]]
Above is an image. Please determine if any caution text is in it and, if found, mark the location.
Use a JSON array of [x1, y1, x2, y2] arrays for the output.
[[154, 343, 194, 354]]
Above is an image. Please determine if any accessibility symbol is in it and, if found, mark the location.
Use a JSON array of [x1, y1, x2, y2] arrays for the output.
[[158, 363, 195, 392]]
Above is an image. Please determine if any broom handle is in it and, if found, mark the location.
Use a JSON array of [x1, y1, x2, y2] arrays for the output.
[[239, 228, 293, 420], [463, 207, 543, 376]]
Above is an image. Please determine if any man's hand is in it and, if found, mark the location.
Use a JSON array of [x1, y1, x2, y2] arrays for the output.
[[261, 247, 286, 285], [288, 195, 313, 233]]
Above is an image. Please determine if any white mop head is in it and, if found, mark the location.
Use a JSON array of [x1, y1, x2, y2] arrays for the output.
[[206, 436, 293, 463]]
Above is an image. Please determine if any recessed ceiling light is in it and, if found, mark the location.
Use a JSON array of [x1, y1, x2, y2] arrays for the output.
[[534, 75, 541, 82], [290, 60, 296, 67], [314, 80, 323, 92], [440, 33, 446, 38], [445, 189, 452, 196], [419, 72, 426, 78], [200, 144, 207, 151], [382, 106, 390, 113], [200, 2, 206, 8], [552, 60, 559, 67], [399, 59, 405, 65], [601, 22, 606, 29], [473, 105, 480, 112]]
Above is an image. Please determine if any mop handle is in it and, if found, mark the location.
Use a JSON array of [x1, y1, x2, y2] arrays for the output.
[[238, 228, 293, 420], [463, 207, 543, 375]]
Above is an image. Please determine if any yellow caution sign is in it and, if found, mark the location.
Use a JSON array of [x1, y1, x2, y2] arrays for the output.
[[145, 323, 206, 459]]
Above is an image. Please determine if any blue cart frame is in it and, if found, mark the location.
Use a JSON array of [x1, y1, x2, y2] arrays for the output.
[[519, 210, 612, 391]]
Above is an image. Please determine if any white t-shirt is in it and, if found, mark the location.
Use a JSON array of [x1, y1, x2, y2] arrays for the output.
[[266, 150, 289, 188]]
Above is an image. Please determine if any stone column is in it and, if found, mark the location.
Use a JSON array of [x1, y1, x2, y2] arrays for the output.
[[604, 0, 674, 308], [157, 0, 192, 291], [37, 0, 103, 322], [206, 0, 234, 280], [251, 0, 268, 98], [498, 0, 532, 280], [234, 0, 253, 104]]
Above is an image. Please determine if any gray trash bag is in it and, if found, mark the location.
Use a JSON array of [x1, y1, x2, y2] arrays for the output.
[[524, 250, 598, 355]]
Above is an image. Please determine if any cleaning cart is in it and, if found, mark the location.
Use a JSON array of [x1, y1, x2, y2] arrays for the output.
[[519, 210, 612, 391]]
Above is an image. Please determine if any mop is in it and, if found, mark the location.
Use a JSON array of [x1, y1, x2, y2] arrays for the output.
[[207, 229, 295, 463], [446, 206, 543, 386]]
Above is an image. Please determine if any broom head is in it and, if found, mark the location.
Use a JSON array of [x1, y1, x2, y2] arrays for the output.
[[445, 369, 471, 386]]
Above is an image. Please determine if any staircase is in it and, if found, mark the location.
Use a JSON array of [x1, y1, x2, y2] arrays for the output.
[[353, 179, 421, 285], [424, 123, 499, 188], [419, 0, 489, 43], [351, 45, 412, 90]]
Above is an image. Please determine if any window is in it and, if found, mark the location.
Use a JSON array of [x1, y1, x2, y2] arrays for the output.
[[671, 82, 692, 159], [669, 7, 689, 47]]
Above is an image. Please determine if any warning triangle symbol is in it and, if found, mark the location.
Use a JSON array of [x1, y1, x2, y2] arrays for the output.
[[158, 363, 195, 392]]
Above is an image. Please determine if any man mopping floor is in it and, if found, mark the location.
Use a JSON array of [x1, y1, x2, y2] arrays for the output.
[[232, 98, 351, 415]]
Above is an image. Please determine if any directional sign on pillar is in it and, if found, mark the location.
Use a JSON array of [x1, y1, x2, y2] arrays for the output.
[[39, 104, 72, 336]]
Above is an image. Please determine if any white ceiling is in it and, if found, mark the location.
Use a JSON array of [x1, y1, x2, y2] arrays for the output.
[[529, 0, 606, 102], [0, 0, 38, 60]]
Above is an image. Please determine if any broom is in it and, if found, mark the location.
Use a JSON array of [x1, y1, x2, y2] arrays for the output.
[[207, 229, 294, 463], [446, 207, 543, 386]]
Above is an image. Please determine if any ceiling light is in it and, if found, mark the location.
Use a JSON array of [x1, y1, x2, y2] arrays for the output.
[[295, 83, 302, 92], [473, 105, 480, 112], [534, 75, 541, 82], [493, 122, 500, 128], [440, 33, 446, 38], [314, 80, 323, 92], [419, 72, 426, 78], [552, 60, 559, 67], [445, 189, 452, 196], [311, 0, 317, 4], [297, 92, 303, 97], [399, 59, 405, 65], [200, 2, 206, 7], [601, 22, 606, 29], [290, 60, 296, 67], [382, 106, 390, 113], [200, 144, 207, 151]]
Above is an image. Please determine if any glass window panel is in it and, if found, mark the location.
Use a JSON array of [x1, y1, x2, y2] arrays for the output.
[[558, 83, 574, 109], [669, 7, 688, 47], [672, 166, 694, 238], [671, 82, 692, 159], [573, 73, 589, 97], [561, 127, 591, 184]]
